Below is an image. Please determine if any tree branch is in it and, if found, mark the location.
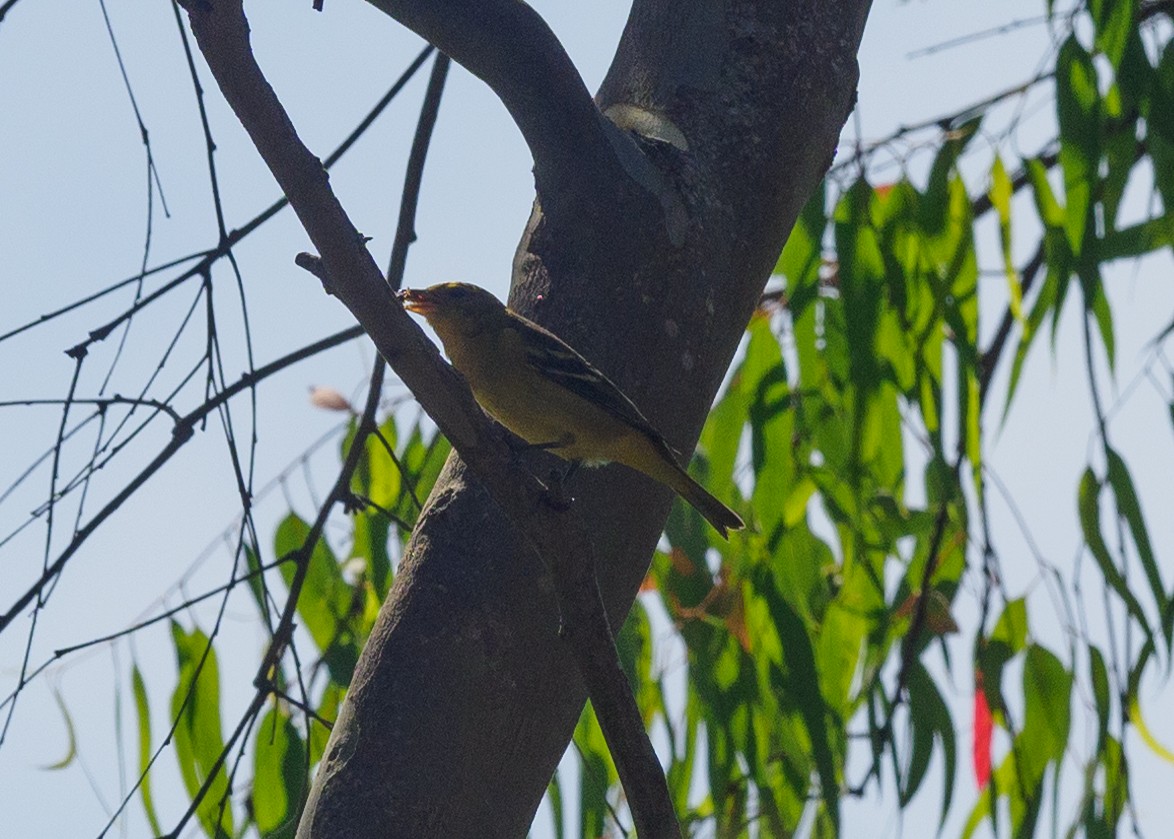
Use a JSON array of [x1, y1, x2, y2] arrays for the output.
[[179, 1, 679, 834], [363, 0, 660, 217]]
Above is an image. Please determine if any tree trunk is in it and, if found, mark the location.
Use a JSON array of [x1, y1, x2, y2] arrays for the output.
[[298, 1, 871, 835]]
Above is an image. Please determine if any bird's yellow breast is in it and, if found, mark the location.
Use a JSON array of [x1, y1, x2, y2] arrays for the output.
[[440, 323, 631, 464]]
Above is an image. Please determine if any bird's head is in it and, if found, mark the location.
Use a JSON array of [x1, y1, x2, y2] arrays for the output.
[[399, 282, 508, 338]]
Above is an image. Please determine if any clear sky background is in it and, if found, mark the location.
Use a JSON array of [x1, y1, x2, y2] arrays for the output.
[[1, 0, 1170, 836]]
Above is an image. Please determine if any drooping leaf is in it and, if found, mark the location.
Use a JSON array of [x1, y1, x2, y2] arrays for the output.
[[41, 687, 77, 771], [132, 665, 163, 836], [697, 359, 749, 516], [1077, 469, 1153, 644], [252, 707, 308, 839], [1089, 645, 1111, 749], [1097, 214, 1174, 262], [1126, 643, 1174, 765], [573, 702, 618, 839], [1104, 448, 1168, 649], [744, 316, 796, 540], [757, 573, 841, 830], [1081, 268, 1116, 371], [274, 513, 358, 683], [308, 682, 343, 766], [1020, 644, 1073, 787], [990, 155, 1023, 321], [1056, 36, 1101, 260], [902, 663, 957, 830], [1090, 0, 1135, 68], [546, 770, 565, 839], [616, 600, 661, 724], [1003, 252, 1062, 420], [920, 118, 981, 239], [776, 182, 828, 318], [169, 622, 234, 838]]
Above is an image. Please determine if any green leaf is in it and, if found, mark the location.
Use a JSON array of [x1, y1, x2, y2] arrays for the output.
[[1127, 692, 1174, 763], [1090, 0, 1134, 68], [359, 417, 401, 509], [992, 598, 1028, 653], [977, 598, 1028, 726], [573, 703, 617, 839], [757, 574, 841, 830], [1056, 36, 1101, 259], [351, 510, 392, 600], [744, 316, 797, 539], [252, 707, 308, 839], [920, 118, 981, 238], [1104, 448, 1168, 648], [41, 687, 77, 770], [616, 601, 661, 724], [1097, 213, 1174, 261], [546, 771, 565, 839], [308, 683, 343, 765], [1021, 645, 1072, 785], [1025, 158, 1064, 229], [1126, 640, 1174, 763], [1089, 645, 1111, 749], [1082, 268, 1116, 370], [1098, 736, 1129, 833], [1099, 128, 1136, 232], [132, 665, 163, 836], [665, 689, 699, 815], [835, 179, 886, 395], [697, 362, 749, 514], [1117, 638, 1174, 769], [170, 622, 234, 838], [1003, 255, 1063, 420], [860, 384, 905, 490], [275, 513, 356, 681], [818, 557, 883, 717], [979, 645, 1069, 839], [902, 664, 956, 828], [990, 155, 1023, 321], [1151, 133, 1174, 223], [776, 182, 827, 317], [876, 308, 916, 392], [1077, 469, 1153, 644], [1116, 24, 1153, 112]]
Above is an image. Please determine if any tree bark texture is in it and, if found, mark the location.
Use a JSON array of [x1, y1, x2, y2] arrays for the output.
[[299, 1, 872, 836]]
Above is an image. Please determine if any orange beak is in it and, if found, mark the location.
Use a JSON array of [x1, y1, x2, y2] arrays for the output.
[[398, 288, 437, 316]]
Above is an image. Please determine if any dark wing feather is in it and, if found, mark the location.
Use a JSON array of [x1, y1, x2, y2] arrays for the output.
[[511, 310, 683, 461]]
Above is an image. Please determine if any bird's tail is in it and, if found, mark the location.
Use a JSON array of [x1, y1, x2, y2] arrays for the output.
[[665, 463, 744, 539]]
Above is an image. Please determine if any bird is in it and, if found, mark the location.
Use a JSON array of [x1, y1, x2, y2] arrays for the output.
[[399, 282, 744, 538]]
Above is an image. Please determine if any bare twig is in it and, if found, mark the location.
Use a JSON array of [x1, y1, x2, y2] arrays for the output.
[[388, 52, 450, 288], [0, 324, 364, 634]]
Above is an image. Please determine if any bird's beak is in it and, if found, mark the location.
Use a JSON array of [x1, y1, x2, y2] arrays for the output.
[[398, 288, 436, 316]]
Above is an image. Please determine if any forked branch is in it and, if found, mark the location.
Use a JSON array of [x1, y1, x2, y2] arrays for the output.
[[178, 0, 680, 834]]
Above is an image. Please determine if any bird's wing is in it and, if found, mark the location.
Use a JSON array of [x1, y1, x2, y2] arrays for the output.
[[512, 311, 682, 459]]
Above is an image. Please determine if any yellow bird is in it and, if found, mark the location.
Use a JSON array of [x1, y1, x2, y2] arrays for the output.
[[400, 282, 744, 538]]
